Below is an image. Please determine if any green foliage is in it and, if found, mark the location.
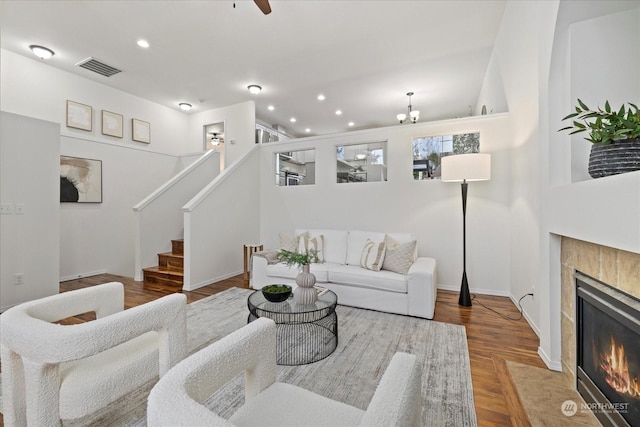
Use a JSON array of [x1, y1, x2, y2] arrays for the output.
[[559, 99, 640, 144], [262, 284, 291, 294], [277, 249, 318, 267]]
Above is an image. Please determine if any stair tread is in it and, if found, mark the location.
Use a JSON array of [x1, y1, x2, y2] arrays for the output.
[[143, 266, 184, 277], [159, 252, 184, 259]]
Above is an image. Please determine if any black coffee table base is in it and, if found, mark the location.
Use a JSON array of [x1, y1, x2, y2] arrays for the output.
[[247, 290, 339, 366]]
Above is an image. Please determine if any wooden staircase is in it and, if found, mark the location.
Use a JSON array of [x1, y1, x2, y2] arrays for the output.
[[143, 239, 184, 289]]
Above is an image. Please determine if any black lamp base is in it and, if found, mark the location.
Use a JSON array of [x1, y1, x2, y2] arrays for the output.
[[458, 271, 472, 307]]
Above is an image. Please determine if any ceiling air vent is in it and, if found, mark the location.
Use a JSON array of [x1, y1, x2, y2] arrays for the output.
[[75, 57, 122, 77]]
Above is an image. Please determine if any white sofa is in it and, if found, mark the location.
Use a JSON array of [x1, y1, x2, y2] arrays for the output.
[[251, 229, 437, 319]]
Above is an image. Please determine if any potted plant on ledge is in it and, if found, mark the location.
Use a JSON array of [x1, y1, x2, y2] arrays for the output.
[[277, 249, 319, 304], [559, 99, 640, 178]]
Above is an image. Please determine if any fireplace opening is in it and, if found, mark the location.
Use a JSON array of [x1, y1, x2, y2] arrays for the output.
[[576, 272, 640, 427]]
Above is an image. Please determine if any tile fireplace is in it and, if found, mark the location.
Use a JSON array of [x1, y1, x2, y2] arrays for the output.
[[576, 272, 640, 426]]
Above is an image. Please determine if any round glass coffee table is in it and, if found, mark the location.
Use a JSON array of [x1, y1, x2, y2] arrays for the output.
[[247, 289, 338, 366]]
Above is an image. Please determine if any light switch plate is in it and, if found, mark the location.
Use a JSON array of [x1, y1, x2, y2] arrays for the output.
[[0, 203, 15, 214]]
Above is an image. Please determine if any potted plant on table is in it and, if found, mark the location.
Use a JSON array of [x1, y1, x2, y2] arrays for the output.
[[559, 99, 640, 178], [277, 249, 319, 305]]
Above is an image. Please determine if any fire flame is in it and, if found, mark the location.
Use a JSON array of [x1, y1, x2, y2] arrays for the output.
[[600, 336, 640, 400]]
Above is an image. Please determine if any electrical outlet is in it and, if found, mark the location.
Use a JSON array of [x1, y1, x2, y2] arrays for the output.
[[15, 273, 24, 285]]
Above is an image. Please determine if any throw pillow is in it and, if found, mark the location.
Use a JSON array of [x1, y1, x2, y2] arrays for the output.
[[382, 235, 417, 275], [279, 232, 307, 252], [298, 234, 325, 263], [360, 239, 386, 271]]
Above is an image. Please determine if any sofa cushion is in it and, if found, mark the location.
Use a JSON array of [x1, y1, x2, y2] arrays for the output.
[[346, 230, 386, 266], [296, 229, 347, 264], [265, 262, 336, 283], [360, 239, 386, 271], [382, 236, 417, 275], [328, 265, 408, 293]]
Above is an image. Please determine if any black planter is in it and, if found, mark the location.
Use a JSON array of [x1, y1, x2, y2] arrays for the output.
[[588, 138, 640, 178]]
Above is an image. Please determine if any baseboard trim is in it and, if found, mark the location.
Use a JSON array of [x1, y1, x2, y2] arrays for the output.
[[437, 284, 510, 297], [538, 346, 562, 372], [60, 270, 107, 282], [183, 270, 244, 291]]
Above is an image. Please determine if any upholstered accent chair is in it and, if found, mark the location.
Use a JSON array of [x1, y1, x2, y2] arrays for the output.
[[0, 282, 187, 426], [147, 317, 422, 427]]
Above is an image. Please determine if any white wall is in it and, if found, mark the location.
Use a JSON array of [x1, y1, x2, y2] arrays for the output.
[[568, 9, 640, 182], [1, 49, 191, 156], [188, 101, 256, 167], [259, 114, 512, 295], [1, 113, 60, 310]]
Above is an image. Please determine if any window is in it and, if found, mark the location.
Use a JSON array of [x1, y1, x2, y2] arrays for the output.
[[336, 141, 387, 183], [412, 132, 479, 180], [275, 149, 315, 186]]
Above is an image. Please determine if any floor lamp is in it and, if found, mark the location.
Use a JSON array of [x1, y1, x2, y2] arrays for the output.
[[441, 153, 491, 307]]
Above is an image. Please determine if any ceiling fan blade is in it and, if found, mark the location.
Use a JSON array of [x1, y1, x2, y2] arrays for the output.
[[253, 0, 271, 15]]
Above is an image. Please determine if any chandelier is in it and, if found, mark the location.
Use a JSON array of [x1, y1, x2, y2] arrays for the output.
[[396, 92, 420, 124]]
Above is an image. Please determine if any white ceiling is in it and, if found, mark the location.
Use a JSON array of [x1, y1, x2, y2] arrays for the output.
[[0, 0, 507, 137]]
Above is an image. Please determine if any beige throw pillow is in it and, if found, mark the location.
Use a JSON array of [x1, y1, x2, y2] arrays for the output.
[[279, 231, 307, 252], [360, 239, 386, 271], [298, 234, 325, 263], [382, 235, 417, 275]]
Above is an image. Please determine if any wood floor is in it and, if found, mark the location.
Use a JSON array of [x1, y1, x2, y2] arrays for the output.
[[3, 274, 544, 426]]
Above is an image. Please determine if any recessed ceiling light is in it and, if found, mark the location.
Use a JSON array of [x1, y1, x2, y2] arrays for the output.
[[268, 105, 275, 111], [335, 110, 342, 116], [248, 85, 262, 95], [29, 45, 54, 60], [178, 103, 192, 111], [348, 122, 355, 127], [305, 128, 311, 133], [290, 117, 296, 123], [317, 94, 326, 101], [137, 39, 150, 48]]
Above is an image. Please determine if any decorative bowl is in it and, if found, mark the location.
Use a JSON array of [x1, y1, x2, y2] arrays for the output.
[[262, 284, 292, 302]]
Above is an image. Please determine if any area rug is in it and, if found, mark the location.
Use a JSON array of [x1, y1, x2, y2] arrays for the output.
[[4, 287, 476, 426]]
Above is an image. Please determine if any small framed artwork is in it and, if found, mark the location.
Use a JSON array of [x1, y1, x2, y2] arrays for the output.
[[60, 156, 103, 203], [66, 100, 92, 131], [132, 118, 150, 143], [101, 110, 123, 138]]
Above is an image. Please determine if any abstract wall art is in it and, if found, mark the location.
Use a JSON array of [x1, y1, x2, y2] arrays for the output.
[[60, 156, 102, 203]]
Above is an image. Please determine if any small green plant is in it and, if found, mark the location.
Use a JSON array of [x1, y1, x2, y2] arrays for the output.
[[277, 249, 318, 267], [262, 284, 291, 294], [559, 99, 640, 144]]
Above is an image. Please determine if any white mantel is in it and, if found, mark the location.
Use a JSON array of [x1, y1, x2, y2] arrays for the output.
[[546, 171, 640, 254]]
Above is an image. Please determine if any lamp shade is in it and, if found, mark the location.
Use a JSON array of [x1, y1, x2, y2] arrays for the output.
[[441, 153, 491, 182]]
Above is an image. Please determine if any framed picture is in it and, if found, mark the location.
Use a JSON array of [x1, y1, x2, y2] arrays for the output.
[[60, 156, 103, 203], [101, 110, 123, 138], [132, 118, 150, 143], [66, 100, 92, 131]]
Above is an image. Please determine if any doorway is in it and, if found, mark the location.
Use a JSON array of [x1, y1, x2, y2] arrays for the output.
[[203, 122, 225, 170]]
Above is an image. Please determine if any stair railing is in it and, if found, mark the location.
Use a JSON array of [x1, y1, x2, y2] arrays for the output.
[[133, 150, 220, 281]]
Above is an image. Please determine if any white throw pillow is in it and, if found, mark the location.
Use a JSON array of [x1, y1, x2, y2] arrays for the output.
[[382, 235, 417, 275], [298, 234, 325, 263], [360, 239, 386, 271], [280, 232, 307, 252]]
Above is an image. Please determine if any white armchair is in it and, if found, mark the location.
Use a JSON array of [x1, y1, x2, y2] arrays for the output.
[[147, 317, 422, 427], [0, 282, 187, 426]]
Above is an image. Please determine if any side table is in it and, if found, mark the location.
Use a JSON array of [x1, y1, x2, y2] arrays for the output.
[[243, 244, 263, 279]]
